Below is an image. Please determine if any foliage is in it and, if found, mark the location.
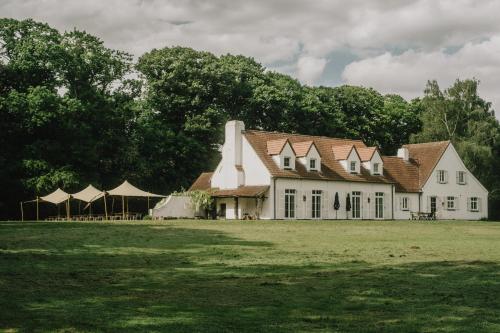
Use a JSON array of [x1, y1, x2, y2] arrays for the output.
[[188, 190, 213, 212], [412, 79, 500, 219]]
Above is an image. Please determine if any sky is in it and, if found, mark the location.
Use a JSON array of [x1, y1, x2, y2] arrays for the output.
[[2, 0, 500, 118]]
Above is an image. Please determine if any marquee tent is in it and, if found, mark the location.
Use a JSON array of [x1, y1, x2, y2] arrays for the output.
[[72, 184, 107, 218], [20, 188, 71, 221], [106, 180, 165, 219]]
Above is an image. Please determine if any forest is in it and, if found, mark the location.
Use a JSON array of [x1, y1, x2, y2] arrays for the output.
[[1, 18, 499, 219]]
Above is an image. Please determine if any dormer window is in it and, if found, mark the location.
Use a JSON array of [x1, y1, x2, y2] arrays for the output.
[[310, 158, 316, 170], [350, 161, 357, 173], [373, 163, 380, 175], [284, 156, 291, 169]]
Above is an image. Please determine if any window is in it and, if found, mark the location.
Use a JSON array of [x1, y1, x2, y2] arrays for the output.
[[284, 189, 296, 218], [351, 191, 361, 218], [447, 196, 456, 210], [375, 192, 384, 218], [311, 190, 322, 218], [401, 197, 409, 211], [457, 171, 466, 185], [437, 170, 447, 183], [350, 161, 357, 173], [310, 158, 316, 170], [284, 156, 291, 169], [373, 163, 380, 175], [469, 197, 479, 212]]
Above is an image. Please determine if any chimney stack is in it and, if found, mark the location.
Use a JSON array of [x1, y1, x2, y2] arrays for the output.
[[397, 147, 409, 161]]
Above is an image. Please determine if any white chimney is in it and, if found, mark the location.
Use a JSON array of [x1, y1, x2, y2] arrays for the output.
[[397, 147, 409, 161], [224, 120, 245, 166]]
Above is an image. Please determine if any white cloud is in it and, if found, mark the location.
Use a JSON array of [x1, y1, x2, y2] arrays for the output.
[[2, 0, 500, 116], [342, 36, 500, 115], [296, 56, 328, 85]]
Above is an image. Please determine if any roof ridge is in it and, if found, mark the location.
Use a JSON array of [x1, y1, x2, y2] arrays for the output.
[[403, 140, 451, 147], [244, 129, 365, 143]]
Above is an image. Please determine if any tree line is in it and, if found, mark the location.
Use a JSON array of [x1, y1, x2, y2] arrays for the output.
[[1, 18, 499, 219]]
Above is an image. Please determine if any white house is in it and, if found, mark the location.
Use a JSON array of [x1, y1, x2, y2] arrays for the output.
[[174, 120, 488, 220]]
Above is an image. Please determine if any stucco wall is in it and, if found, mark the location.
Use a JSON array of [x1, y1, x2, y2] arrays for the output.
[[152, 195, 196, 218], [421, 144, 488, 220], [394, 192, 420, 220]]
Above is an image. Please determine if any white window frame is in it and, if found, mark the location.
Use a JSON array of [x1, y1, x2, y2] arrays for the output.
[[446, 196, 456, 210], [401, 197, 409, 211], [311, 190, 321, 218], [284, 189, 296, 218], [351, 191, 361, 219], [310, 158, 317, 170], [469, 197, 479, 212], [283, 156, 291, 169], [437, 170, 447, 184], [375, 192, 384, 219], [373, 163, 380, 175], [457, 171, 467, 185], [350, 161, 357, 173]]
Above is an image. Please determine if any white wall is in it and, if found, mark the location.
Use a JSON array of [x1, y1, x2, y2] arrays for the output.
[[241, 135, 271, 185], [297, 144, 321, 172], [152, 195, 197, 219], [273, 142, 296, 170], [274, 178, 394, 220], [340, 148, 361, 174], [394, 192, 420, 219], [362, 150, 384, 175], [421, 144, 488, 220]]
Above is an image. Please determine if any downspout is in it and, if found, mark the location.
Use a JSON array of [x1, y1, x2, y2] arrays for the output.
[[273, 177, 277, 220], [391, 184, 394, 220]]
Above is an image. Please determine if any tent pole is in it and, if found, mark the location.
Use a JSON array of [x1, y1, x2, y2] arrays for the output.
[[103, 193, 108, 221], [66, 198, 70, 221], [122, 196, 125, 220], [20, 202, 24, 222], [147, 196, 150, 212], [36, 197, 39, 221], [90, 202, 92, 216]]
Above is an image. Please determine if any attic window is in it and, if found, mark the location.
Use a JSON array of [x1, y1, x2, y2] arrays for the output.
[[373, 163, 380, 175], [310, 158, 316, 170], [350, 161, 357, 173], [284, 156, 291, 169]]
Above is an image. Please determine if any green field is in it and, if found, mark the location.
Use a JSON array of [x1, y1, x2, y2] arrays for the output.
[[1, 220, 499, 332]]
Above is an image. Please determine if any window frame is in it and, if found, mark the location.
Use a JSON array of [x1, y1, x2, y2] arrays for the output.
[[457, 171, 466, 185], [401, 197, 409, 211], [446, 196, 456, 210], [350, 161, 357, 173], [437, 170, 447, 184], [284, 189, 296, 218], [375, 192, 384, 219], [373, 162, 380, 175], [283, 156, 291, 169], [309, 158, 317, 170], [470, 197, 479, 212], [311, 190, 322, 218]]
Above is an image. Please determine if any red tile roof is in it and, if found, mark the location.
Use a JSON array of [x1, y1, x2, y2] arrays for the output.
[[382, 156, 420, 192], [212, 185, 269, 198], [404, 141, 450, 188], [243, 130, 392, 184], [188, 172, 212, 191], [292, 141, 315, 157], [332, 145, 355, 160], [357, 147, 377, 162], [266, 138, 289, 155]]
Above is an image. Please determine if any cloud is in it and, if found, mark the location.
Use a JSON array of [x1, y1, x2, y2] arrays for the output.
[[2, 0, 500, 116], [296, 56, 328, 85], [342, 36, 500, 115]]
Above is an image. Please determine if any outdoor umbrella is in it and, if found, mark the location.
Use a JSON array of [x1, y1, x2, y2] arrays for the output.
[[346, 193, 351, 219], [333, 192, 340, 219]]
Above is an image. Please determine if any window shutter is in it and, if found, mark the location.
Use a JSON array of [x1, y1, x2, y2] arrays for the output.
[[455, 197, 459, 210], [478, 198, 482, 212], [445, 171, 449, 183], [464, 173, 468, 184], [456, 171, 459, 184], [399, 197, 402, 211], [322, 191, 328, 219], [278, 189, 285, 219], [467, 197, 471, 212], [436, 172, 440, 183]]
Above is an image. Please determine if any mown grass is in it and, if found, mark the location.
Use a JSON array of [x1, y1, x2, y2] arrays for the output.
[[1, 219, 499, 332]]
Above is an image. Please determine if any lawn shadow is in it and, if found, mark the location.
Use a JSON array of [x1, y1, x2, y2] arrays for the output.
[[0, 222, 499, 332]]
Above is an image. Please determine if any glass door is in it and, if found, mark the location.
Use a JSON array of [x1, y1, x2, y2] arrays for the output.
[[375, 192, 384, 219], [352, 191, 361, 219]]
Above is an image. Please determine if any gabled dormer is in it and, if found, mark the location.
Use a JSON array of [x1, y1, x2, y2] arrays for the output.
[[292, 141, 321, 172], [333, 145, 361, 174], [267, 138, 296, 170], [358, 147, 383, 176]]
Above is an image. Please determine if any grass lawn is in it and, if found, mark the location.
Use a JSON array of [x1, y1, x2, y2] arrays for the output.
[[1, 220, 499, 332]]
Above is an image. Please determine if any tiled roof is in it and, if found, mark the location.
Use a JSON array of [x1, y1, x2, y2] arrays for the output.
[[357, 147, 377, 162], [243, 130, 393, 184], [404, 141, 450, 188], [292, 141, 314, 157], [266, 138, 289, 155], [382, 156, 420, 192], [332, 145, 355, 160], [212, 185, 269, 198], [188, 172, 213, 191]]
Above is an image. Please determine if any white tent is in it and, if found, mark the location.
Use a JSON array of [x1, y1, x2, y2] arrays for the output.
[[40, 188, 70, 204], [72, 184, 104, 202], [107, 180, 165, 219]]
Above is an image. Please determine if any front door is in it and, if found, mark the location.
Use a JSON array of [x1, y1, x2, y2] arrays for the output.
[[430, 197, 437, 214], [352, 191, 361, 219], [219, 203, 226, 218]]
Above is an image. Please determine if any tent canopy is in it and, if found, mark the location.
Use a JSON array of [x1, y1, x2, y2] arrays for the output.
[[107, 180, 165, 198], [40, 188, 70, 204], [72, 184, 104, 203]]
